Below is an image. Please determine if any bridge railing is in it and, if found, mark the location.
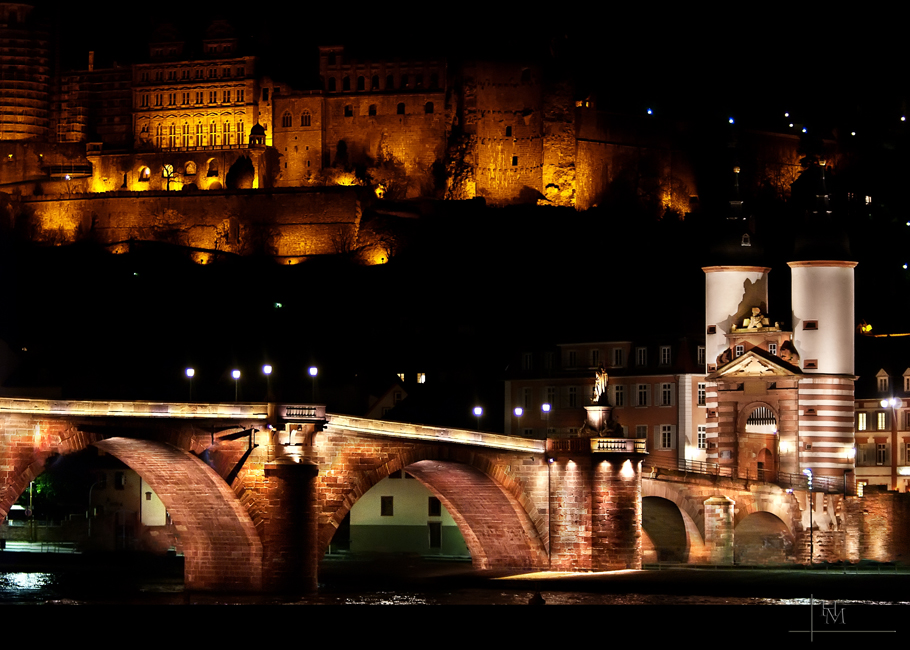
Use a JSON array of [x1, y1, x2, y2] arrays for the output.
[[643, 457, 854, 495]]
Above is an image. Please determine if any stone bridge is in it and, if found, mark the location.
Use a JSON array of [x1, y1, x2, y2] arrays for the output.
[[0, 398, 889, 592]]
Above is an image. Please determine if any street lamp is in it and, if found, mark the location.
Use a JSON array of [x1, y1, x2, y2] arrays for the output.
[[185, 367, 194, 400], [232, 369, 241, 401], [541, 403, 551, 439], [263, 364, 272, 401], [473, 406, 483, 430], [881, 397, 902, 490], [514, 406, 523, 435], [803, 468, 813, 565], [308, 366, 318, 402]]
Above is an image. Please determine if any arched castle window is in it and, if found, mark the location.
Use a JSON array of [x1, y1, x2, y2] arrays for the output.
[[424, 101, 433, 114], [371, 75, 379, 90], [207, 158, 218, 177], [343, 76, 350, 91], [357, 76, 365, 91], [328, 77, 336, 92], [397, 103, 405, 115], [368, 104, 377, 116], [138, 166, 151, 182], [282, 111, 292, 128], [185, 161, 197, 176], [301, 111, 311, 127]]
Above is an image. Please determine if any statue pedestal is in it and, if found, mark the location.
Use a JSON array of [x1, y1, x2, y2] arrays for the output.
[[584, 404, 613, 435]]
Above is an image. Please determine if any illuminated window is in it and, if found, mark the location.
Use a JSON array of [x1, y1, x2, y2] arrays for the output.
[[417, 373, 426, 384], [697, 425, 707, 449], [878, 411, 888, 430], [185, 161, 196, 176], [301, 111, 311, 127], [282, 112, 292, 128], [138, 166, 150, 182], [857, 412, 867, 431], [238, 122, 244, 145], [425, 101, 434, 114], [697, 383, 706, 406], [223, 90, 231, 103], [397, 103, 405, 115], [182, 92, 189, 105], [905, 373, 910, 392], [769, 343, 778, 356], [368, 104, 377, 116], [660, 346, 671, 365], [182, 123, 190, 147], [661, 383, 672, 406], [637, 384, 649, 407], [381, 496, 393, 516], [209, 91, 217, 103], [735, 345, 744, 357]]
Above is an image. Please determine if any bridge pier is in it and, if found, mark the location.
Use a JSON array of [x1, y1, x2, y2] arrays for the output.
[[592, 455, 643, 570], [260, 457, 320, 592], [704, 496, 735, 564]]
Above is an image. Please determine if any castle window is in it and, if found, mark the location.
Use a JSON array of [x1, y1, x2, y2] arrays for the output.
[[425, 101, 433, 114], [185, 161, 196, 176], [344, 105, 353, 117], [397, 103, 405, 115], [386, 74, 394, 89], [697, 425, 706, 449], [367, 104, 377, 116], [343, 76, 350, 91], [282, 112, 292, 128], [328, 77, 336, 91], [430, 73, 439, 89], [357, 76, 365, 91], [857, 412, 867, 431], [262, 88, 269, 102], [505, 126, 512, 137], [878, 372, 889, 392], [511, 156, 518, 166], [415, 74, 423, 88], [401, 74, 408, 88], [371, 75, 379, 90], [697, 383, 706, 406], [878, 411, 888, 430], [138, 166, 150, 182], [301, 111, 311, 127]]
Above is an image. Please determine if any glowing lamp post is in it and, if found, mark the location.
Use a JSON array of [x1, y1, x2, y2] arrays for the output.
[[804, 467, 815, 564], [513, 407, 523, 436], [542, 403, 551, 439], [309, 366, 318, 402], [232, 369, 241, 401], [473, 406, 483, 430], [263, 364, 272, 401], [185, 367, 195, 400]]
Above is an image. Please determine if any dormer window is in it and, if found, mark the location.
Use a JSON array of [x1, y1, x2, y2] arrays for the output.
[[877, 370, 889, 392]]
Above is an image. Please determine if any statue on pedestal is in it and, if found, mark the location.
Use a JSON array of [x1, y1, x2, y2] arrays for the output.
[[592, 365, 609, 404]]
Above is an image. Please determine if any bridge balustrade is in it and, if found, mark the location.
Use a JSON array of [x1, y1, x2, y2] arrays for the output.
[[642, 456, 855, 495]]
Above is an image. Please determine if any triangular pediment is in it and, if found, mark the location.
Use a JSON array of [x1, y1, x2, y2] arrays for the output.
[[709, 350, 801, 379]]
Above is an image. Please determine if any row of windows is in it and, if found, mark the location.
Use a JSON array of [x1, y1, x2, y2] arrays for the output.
[[856, 410, 910, 431], [281, 111, 312, 127], [875, 373, 910, 393], [518, 382, 680, 410], [140, 89, 245, 108], [855, 441, 910, 466], [340, 102, 434, 118], [560, 345, 706, 369], [139, 66, 245, 82], [327, 73, 440, 92], [137, 158, 221, 182], [144, 120, 246, 149]]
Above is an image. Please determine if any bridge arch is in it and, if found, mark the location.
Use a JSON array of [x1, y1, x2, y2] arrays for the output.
[[734, 511, 794, 564], [316, 442, 548, 570]]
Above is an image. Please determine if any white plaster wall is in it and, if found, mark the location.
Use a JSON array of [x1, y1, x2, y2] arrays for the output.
[[704, 267, 770, 367], [790, 263, 855, 375]]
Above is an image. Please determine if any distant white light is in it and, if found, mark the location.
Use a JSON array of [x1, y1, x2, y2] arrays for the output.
[[308, 366, 318, 377], [802, 127, 807, 133], [904, 264, 908, 269], [728, 117, 734, 124], [647, 108, 653, 115], [541, 403, 551, 413], [185, 368, 195, 378], [263, 364, 272, 375], [903, 116, 907, 122], [473, 406, 483, 417], [514, 407, 523, 417], [784, 112, 789, 117], [232, 370, 241, 380], [851, 131, 856, 136], [789, 123, 794, 128]]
